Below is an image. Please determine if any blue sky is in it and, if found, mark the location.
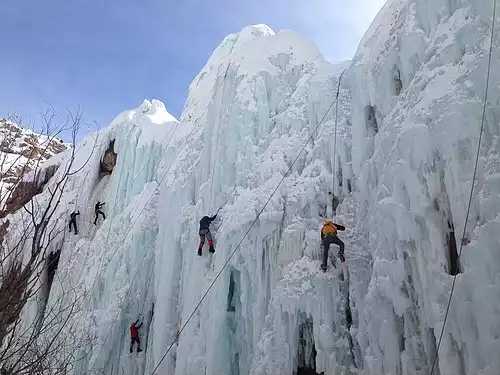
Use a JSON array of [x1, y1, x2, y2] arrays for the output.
[[1, 0, 385, 139]]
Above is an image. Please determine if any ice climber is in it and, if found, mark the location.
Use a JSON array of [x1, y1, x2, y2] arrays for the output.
[[129, 319, 143, 353], [197, 208, 221, 256], [320, 219, 346, 271], [94, 201, 106, 225], [69, 211, 80, 235]]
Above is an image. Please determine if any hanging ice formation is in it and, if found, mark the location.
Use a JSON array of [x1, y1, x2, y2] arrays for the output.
[[1, 0, 500, 374]]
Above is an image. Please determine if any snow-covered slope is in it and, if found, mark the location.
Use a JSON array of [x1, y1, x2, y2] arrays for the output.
[[0, 118, 68, 206], [1, 1, 499, 375]]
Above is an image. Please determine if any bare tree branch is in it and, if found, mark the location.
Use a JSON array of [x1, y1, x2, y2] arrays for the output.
[[0, 106, 98, 375]]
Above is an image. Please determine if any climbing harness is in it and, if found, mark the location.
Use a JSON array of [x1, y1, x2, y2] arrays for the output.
[[429, 1, 496, 374]]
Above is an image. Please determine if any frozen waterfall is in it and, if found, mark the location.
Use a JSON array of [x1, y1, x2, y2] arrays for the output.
[[1, 1, 500, 375]]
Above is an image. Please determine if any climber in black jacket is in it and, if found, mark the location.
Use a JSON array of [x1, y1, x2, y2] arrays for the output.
[[69, 211, 80, 235], [94, 201, 106, 225], [197, 207, 221, 256]]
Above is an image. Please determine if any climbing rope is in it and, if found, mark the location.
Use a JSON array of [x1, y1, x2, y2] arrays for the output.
[[78, 59, 235, 371], [429, 2, 496, 374], [94, 65, 229, 253], [208, 66, 230, 212], [101, 122, 157, 248], [430, 0, 497, 375], [92, 117, 166, 251], [74, 169, 91, 208], [149, 80, 342, 375], [331, 68, 347, 216], [82, 59, 234, 299]]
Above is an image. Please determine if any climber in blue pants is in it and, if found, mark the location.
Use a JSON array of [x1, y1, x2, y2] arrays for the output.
[[321, 219, 346, 271]]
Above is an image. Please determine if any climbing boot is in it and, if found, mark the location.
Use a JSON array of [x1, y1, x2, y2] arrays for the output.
[[137, 348, 143, 353], [197, 248, 202, 256], [321, 264, 327, 272], [209, 246, 215, 254], [338, 252, 345, 263]]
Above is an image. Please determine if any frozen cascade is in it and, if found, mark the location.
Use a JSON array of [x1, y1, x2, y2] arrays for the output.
[[1, 1, 500, 375]]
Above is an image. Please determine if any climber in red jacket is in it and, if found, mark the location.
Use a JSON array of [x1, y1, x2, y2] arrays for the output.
[[130, 319, 143, 353]]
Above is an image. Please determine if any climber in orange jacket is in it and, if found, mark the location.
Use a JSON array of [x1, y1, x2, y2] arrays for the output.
[[320, 219, 346, 271], [129, 319, 143, 353]]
